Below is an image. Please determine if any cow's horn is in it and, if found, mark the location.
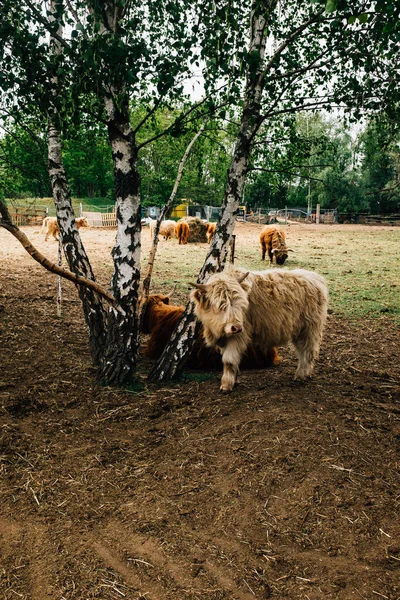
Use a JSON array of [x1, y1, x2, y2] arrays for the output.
[[287, 248, 295, 252], [237, 271, 249, 284], [189, 282, 209, 292]]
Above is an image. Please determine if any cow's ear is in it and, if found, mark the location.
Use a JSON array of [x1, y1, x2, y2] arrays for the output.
[[162, 296, 170, 305], [191, 289, 202, 302], [189, 282, 210, 294], [236, 271, 249, 284]]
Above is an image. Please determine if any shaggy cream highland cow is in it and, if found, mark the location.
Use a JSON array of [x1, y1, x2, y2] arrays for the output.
[[40, 216, 88, 241], [149, 219, 176, 241], [190, 266, 328, 392]]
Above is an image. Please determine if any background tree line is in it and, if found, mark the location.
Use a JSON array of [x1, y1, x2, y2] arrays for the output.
[[1, 108, 399, 215]]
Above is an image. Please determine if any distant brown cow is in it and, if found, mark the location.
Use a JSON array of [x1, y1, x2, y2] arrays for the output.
[[205, 222, 216, 243], [190, 266, 328, 391], [260, 225, 291, 264], [175, 221, 190, 245], [41, 216, 88, 241], [141, 293, 280, 370]]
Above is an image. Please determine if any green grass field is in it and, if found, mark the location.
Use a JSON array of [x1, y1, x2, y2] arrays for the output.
[[6, 197, 114, 214], [143, 223, 400, 323]]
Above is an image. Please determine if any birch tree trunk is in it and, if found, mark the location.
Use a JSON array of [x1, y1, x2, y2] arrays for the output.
[[148, 5, 271, 381], [48, 0, 107, 365], [91, 2, 142, 386], [98, 93, 142, 386]]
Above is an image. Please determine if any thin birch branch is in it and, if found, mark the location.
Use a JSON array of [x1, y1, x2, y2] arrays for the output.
[[260, 8, 325, 85], [139, 119, 208, 317], [24, 0, 72, 50]]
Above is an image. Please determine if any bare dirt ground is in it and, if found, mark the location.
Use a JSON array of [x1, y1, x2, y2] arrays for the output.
[[1, 222, 399, 600]]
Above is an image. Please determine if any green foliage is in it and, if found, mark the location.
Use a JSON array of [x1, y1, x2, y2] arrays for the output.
[[1, 0, 399, 216], [134, 105, 231, 207], [358, 117, 400, 213], [63, 127, 114, 199], [245, 112, 399, 214], [0, 103, 232, 207], [0, 121, 50, 198]]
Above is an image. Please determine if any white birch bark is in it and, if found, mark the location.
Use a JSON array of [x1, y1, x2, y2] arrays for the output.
[[47, 0, 107, 364], [95, 2, 143, 385]]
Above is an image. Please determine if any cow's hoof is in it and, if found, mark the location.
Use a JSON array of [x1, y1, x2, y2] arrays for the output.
[[220, 386, 233, 393]]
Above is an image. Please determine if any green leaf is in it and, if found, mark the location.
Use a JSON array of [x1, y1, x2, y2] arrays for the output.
[[348, 15, 357, 24], [358, 13, 369, 23], [325, 0, 336, 13]]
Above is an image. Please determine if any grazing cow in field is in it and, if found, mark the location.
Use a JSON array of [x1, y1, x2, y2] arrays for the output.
[[175, 221, 190, 245], [41, 216, 88, 241], [205, 222, 216, 243], [141, 293, 280, 370], [190, 266, 328, 391], [260, 225, 291, 264], [149, 219, 176, 241]]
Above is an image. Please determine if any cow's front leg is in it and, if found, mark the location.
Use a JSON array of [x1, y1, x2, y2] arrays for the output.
[[220, 362, 238, 392], [220, 340, 242, 392]]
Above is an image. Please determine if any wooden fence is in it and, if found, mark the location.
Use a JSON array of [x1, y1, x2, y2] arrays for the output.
[[101, 212, 117, 228], [9, 210, 46, 226], [82, 211, 117, 228]]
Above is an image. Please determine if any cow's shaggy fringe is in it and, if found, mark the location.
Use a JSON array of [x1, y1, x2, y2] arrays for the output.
[[191, 266, 328, 391]]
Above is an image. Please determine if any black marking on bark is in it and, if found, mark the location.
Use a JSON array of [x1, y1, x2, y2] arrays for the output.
[[113, 150, 124, 161]]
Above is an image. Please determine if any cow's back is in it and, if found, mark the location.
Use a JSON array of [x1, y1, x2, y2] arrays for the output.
[[245, 268, 328, 346], [272, 227, 286, 248]]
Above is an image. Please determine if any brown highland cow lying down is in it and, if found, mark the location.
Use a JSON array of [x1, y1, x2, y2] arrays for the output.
[[141, 294, 280, 370]]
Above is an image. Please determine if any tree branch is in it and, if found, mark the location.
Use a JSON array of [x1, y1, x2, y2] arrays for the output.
[[0, 200, 117, 307], [262, 99, 346, 121], [260, 8, 325, 84], [65, 0, 87, 37], [24, 0, 72, 50], [268, 51, 332, 83], [140, 119, 208, 316]]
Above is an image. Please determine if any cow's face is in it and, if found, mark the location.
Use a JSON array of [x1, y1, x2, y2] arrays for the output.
[[141, 294, 170, 333], [190, 273, 249, 344], [275, 250, 288, 265]]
